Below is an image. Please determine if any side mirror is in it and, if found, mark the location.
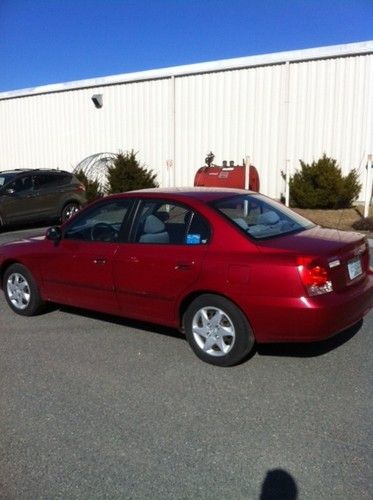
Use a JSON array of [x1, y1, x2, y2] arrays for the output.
[[46, 226, 62, 242]]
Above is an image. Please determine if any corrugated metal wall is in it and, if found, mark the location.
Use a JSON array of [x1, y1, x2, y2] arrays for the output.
[[0, 50, 372, 199], [287, 55, 373, 186], [174, 64, 286, 193], [0, 79, 172, 187], [173, 53, 373, 198]]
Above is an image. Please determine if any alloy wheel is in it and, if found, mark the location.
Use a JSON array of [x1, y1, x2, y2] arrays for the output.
[[6, 272, 31, 310], [191, 306, 236, 357]]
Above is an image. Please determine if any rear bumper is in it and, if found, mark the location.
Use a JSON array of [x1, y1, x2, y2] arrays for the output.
[[247, 274, 373, 343]]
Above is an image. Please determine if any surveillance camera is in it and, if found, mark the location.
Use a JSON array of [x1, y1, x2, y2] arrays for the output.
[[91, 94, 103, 108]]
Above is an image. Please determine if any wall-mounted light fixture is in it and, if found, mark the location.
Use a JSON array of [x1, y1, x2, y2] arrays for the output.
[[91, 94, 103, 108]]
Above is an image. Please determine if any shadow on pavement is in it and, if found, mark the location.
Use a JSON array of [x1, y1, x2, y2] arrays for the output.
[[259, 468, 298, 499], [256, 319, 363, 358], [56, 305, 363, 358], [57, 304, 186, 340]]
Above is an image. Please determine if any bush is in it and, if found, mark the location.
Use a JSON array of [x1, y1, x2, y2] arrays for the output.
[[289, 154, 361, 209], [74, 169, 104, 203], [106, 150, 158, 194], [352, 217, 373, 232]]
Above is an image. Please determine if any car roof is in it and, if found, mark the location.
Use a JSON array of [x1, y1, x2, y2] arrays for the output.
[[0, 169, 70, 175], [123, 187, 254, 202]]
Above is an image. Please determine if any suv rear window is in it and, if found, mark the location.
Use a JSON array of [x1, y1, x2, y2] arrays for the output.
[[0, 173, 17, 187], [212, 194, 315, 240]]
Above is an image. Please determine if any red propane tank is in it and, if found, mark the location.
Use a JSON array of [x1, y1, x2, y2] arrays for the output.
[[194, 163, 260, 192]]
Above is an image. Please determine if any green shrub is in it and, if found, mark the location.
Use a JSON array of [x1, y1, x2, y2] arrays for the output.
[[289, 154, 361, 209], [106, 150, 158, 194], [74, 169, 104, 203]]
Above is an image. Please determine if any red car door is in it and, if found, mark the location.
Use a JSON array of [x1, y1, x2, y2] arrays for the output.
[[40, 198, 132, 314], [41, 238, 120, 314], [113, 243, 208, 325], [112, 200, 210, 325]]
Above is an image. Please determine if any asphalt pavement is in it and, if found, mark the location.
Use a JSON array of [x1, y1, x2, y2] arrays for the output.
[[0, 226, 372, 499]]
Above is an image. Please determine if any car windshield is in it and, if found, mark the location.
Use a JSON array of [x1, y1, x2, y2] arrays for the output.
[[212, 193, 315, 240], [0, 173, 17, 187]]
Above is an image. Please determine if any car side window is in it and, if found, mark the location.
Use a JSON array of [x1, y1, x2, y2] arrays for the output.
[[33, 174, 59, 190], [9, 175, 33, 193], [134, 200, 210, 245], [64, 199, 131, 242]]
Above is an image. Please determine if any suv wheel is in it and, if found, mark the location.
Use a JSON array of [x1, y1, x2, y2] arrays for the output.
[[61, 202, 80, 222]]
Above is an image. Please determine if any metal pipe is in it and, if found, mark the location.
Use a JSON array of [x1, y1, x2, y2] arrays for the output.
[[245, 156, 250, 190], [285, 159, 291, 207], [283, 61, 291, 207], [364, 154, 373, 217]]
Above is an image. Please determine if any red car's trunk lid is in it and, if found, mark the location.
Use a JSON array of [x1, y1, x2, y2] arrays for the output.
[[256, 226, 370, 292]]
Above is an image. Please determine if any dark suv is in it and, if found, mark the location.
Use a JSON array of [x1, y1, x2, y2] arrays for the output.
[[0, 169, 87, 229]]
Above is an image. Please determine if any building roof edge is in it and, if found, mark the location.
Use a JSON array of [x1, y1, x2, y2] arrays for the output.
[[1, 40, 372, 100]]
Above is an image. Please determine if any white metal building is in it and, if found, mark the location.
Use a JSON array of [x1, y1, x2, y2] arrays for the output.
[[0, 41, 372, 200]]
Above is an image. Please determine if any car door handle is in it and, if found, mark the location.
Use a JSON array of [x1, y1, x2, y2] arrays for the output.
[[93, 257, 107, 265], [175, 262, 193, 270]]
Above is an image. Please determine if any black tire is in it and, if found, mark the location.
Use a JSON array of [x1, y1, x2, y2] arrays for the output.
[[183, 294, 255, 366], [3, 263, 45, 316], [61, 201, 80, 222]]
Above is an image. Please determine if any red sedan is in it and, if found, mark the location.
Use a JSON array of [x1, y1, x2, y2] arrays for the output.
[[1, 188, 372, 366]]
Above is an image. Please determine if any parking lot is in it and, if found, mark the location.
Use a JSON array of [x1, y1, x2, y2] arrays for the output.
[[0, 226, 372, 499]]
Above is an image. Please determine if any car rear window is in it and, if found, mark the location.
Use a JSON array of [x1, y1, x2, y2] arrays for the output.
[[212, 194, 315, 240], [58, 173, 73, 185]]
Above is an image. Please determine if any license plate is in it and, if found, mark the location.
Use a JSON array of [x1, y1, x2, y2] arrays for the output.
[[347, 256, 362, 280]]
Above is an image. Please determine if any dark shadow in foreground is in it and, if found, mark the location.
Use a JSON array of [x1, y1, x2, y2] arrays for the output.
[[58, 305, 186, 340], [256, 319, 363, 358], [54, 305, 363, 361], [260, 469, 298, 500]]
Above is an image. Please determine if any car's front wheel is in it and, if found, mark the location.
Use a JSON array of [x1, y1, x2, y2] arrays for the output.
[[183, 294, 255, 366], [3, 264, 45, 316]]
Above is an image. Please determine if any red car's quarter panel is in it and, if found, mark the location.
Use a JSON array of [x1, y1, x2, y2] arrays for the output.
[[243, 272, 373, 342]]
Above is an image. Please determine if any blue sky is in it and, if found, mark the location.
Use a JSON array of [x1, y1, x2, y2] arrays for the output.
[[0, 0, 372, 92]]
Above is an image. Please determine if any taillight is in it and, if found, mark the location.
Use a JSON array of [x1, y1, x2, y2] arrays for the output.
[[297, 257, 333, 296], [75, 183, 86, 192]]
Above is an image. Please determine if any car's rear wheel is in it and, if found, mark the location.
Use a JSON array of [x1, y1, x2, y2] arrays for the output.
[[61, 202, 80, 222], [3, 264, 45, 316], [183, 294, 255, 366]]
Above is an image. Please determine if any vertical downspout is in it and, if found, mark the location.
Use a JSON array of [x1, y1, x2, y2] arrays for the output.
[[284, 61, 291, 206], [364, 154, 372, 217], [363, 59, 373, 217], [244, 155, 250, 190], [169, 75, 176, 187]]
